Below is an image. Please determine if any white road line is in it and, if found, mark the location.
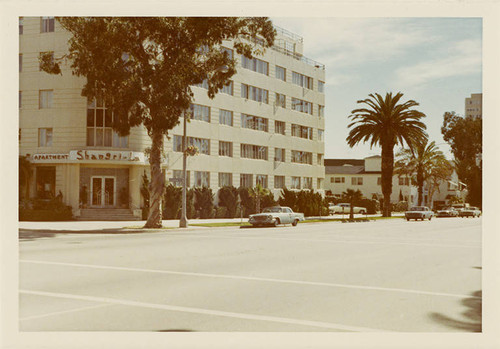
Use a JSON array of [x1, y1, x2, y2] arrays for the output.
[[20, 259, 480, 299], [19, 289, 383, 332], [19, 303, 111, 321]]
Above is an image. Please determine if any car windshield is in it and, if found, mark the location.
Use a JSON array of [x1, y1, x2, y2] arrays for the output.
[[410, 207, 425, 211], [263, 207, 282, 213]]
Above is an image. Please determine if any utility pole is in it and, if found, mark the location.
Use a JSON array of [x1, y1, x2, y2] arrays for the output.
[[180, 114, 188, 228]]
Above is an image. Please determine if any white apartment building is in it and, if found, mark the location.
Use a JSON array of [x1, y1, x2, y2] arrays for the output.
[[324, 156, 465, 209], [19, 17, 326, 219], [465, 93, 482, 118]]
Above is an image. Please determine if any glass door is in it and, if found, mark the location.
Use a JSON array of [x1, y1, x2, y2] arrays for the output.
[[91, 176, 115, 207]]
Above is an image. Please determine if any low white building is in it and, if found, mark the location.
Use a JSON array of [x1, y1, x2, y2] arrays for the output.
[[324, 156, 466, 209]]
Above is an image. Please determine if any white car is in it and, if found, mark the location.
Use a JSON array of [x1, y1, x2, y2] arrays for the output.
[[405, 206, 434, 221], [329, 203, 367, 215], [248, 206, 305, 227], [458, 207, 481, 218]]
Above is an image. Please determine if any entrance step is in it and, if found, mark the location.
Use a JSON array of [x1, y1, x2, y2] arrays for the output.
[[77, 208, 141, 221]]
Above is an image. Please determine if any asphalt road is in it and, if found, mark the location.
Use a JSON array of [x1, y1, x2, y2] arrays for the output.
[[19, 217, 482, 332]]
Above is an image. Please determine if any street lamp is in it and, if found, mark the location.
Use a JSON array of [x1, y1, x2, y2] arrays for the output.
[[179, 65, 229, 228]]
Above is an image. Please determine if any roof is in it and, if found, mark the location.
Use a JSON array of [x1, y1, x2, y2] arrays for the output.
[[324, 159, 364, 167], [325, 165, 365, 175]]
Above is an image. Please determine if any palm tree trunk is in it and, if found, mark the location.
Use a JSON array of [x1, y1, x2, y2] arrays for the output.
[[381, 143, 394, 217], [417, 167, 424, 206], [144, 130, 164, 228]]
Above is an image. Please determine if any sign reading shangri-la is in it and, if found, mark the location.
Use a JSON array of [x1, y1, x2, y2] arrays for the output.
[[69, 150, 145, 162]]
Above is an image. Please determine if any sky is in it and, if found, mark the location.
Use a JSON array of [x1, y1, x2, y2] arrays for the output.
[[271, 17, 482, 161]]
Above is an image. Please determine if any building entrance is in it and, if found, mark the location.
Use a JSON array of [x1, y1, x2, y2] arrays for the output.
[[90, 176, 115, 207]]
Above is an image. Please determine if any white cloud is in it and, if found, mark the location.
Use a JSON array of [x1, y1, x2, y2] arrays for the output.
[[394, 39, 482, 87]]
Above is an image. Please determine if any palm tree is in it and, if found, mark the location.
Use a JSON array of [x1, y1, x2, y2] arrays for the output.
[[347, 92, 427, 217], [395, 140, 449, 206], [341, 189, 363, 220], [251, 183, 268, 213]]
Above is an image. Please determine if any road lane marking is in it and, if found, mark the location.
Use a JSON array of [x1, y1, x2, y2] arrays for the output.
[[19, 289, 383, 332], [19, 303, 111, 321], [20, 259, 480, 299]]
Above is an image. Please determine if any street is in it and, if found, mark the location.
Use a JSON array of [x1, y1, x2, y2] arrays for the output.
[[19, 217, 481, 332]]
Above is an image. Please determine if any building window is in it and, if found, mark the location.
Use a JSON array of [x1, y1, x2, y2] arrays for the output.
[[275, 120, 286, 135], [219, 109, 233, 126], [333, 177, 345, 183], [172, 170, 190, 187], [221, 81, 233, 95], [291, 176, 301, 189], [38, 128, 53, 147], [291, 98, 313, 114], [241, 55, 268, 75], [19, 17, 24, 34], [292, 72, 313, 89], [275, 93, 286, 108], [36, 166, 56, 199], [318, 129, 324, 141], [399, 177, 410, 186], [194, 79, 208, 89], [19, 91, 22, 108], [87, 98, 128, 147], [317, 178, 324, 190], [291, 150, 312, 165], [319, 105, 325, 117], [194, 171, 210, 187], [221, 47, 233, 60], [190, 137, 210, 155], [219, 172, 233, 187], [276, 66, 286, 81], [318, 81, 325, 93], [241, 84, 269, 104], [19, 54, 22, 72], [256, 175, 268, 188], [317, 153, 323, 165], [240, 173, 253, 188], [219, 141, 233, 157], [274, 176, 285, 189], [41, 16, 55, 33], [352, 177, 363, 185], [241, 114, 268, 132], [241, 144, 268, 160], [274, 148, 285, 162], [39, 52, 54, 71], [291, 124, 313, 140], [189, 104, 210, 123], [39, 90, 53, 109], [304, 177, 313, 189]]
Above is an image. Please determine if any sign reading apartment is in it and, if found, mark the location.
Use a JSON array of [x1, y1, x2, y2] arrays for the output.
[[69, 150, 145, 162], [31, 153, 69, 162]]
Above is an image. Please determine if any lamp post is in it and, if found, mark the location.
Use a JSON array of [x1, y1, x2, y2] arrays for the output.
[[180, 113, 188, 228]]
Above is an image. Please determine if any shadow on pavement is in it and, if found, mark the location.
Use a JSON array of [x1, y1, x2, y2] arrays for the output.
[[18, 228, 143, 241], [429, 290, 482, 332], [156, 329, 194, 332]]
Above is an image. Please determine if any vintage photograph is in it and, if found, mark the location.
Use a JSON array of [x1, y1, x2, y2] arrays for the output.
[[7, 5, 495, 347]]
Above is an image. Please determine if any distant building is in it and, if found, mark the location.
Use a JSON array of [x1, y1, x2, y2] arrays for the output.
[[465, 93, 482, 118], [324, 156, 466, 208]]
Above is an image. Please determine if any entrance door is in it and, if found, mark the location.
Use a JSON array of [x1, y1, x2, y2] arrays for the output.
[[91, 176, 115, 207]]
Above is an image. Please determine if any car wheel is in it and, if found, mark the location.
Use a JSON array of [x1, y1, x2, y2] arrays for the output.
[[273, 219, 280, 227], [292, 219, 298, 226], [429, 216, 432, 221], [406, 218, 410, 221]]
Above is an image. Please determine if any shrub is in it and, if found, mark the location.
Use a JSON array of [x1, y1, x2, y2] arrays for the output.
[[359, 198, 380, 214], [392, 201, 409, 212], [215, 206, 227, 218], [194, 187, 214, 219], [218, 186, 238, 218], [278, 187, 297, 212], [163, 184, 182, 219], [19, 197, 73, 221], [238, 187, 255, 217]]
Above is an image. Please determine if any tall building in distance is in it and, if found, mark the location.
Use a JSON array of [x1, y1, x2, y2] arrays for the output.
[[465, 93, 482, 118], [19, 17, 326, 220]]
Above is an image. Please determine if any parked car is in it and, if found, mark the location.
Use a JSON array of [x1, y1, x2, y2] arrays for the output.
[[329, 203, 367, 215], [405, 206, 434, 221], [436, 207, 459, 218], [458, 206, 481, 218], [248, 206, 305, 227]]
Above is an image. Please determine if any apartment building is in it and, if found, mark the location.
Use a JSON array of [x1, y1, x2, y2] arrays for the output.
[[19, 17, 326, 219], [465, 93, 482, 118], [324, 156, 464, 208]]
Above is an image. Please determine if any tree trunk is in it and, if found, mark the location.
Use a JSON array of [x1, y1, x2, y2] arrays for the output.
[[381, 143, 394, 217], [417, 166, 424, 206], [349, 202, 354, 220], [144, 130, 164, 228]]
